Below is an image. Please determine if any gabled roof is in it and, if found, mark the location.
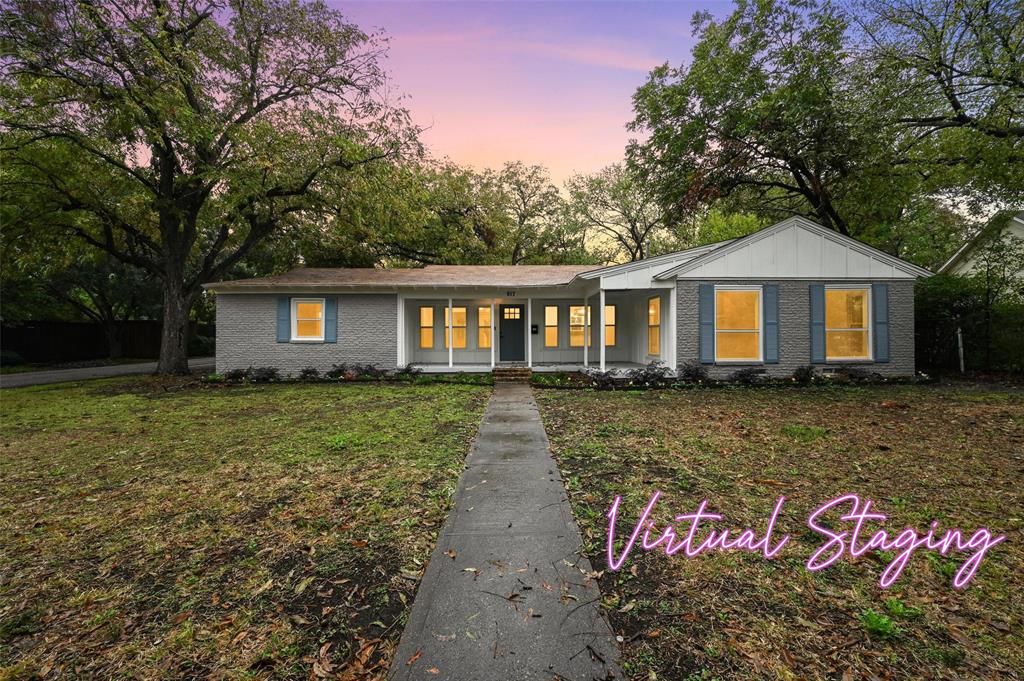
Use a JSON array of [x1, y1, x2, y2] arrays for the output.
[[938, 210, 1024, 274], [205, 264, 600, 291], [654, 216, 933, 280], [574, 239, 735, 280]]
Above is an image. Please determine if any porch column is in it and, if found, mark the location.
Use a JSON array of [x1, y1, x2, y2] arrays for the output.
[[447, 297, 453, 368], [668, 285, 678, 372], [583, 294, 589, 367], [599, 289, 606, 372], [490, 301, 496, 368], [396, 294, 405, 367], [526, 298, 533, 368]]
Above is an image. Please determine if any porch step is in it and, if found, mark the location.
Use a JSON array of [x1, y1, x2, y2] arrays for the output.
[[492, 367, 533, 383]]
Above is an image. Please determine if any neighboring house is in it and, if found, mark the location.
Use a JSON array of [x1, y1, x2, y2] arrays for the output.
[[206, 217, 932, 378], [938, 210, 1024, 277]]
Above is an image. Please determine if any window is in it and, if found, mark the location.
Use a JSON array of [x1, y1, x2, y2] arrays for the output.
[[544, 306, 558, 347], [826, 287, 870, 360], [419, 306, 434, 349], [503, 307, 521, 320], [569, 305, 590, 347], [292, 298, 325, 341], [445, 306, 467, 349], [478, 306, 492, 349], [647, 297, 661, 356], [604, 305, 616, 347], [715, 287, 761, 361]]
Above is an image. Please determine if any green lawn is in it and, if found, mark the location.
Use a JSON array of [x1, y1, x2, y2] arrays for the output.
[[0, 377, 489, 679], [537, 384, 1023, 680]]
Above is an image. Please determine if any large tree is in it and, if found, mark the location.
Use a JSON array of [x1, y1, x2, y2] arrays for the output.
[[485, 162, 563, 264], [628, 0, 920, 236], [1, 0, 414, 373], [565, 164, 669, 262]]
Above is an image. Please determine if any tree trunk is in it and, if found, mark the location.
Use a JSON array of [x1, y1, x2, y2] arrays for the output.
[[157, 286, 193, 374]]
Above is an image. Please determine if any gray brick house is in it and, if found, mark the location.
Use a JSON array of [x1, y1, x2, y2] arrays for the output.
[[206, 217, 932, 377]]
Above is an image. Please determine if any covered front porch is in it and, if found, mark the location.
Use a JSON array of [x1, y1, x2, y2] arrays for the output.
[[398, 283, 677, 372]]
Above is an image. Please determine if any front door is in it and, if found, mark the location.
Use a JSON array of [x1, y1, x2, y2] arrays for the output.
[[499, 304, 525, 361]]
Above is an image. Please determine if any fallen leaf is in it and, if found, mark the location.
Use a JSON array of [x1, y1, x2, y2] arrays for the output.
[[445, 550, 457, 559], [427, 668, 440, 675], [406, 649, 422, 666]]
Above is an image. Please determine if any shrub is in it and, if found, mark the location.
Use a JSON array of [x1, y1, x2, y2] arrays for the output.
[[202, 372, 225, 383], [791, 365, 816, 384], [187, 334, 215, 357], [223, 367, 251, 382], [298, 366, 320, 381], [395, 363, 423, 380], [326, 363, 387, 380], [249, 366, 280, 383], [584, 368, 620, 391], [730, 367, 766, 385], [677, 361, 709, 383], [834, 365, 879, 383], [324, 364, 348, 380], [626, 361, 671, 388], [0, 350, 26, 367]]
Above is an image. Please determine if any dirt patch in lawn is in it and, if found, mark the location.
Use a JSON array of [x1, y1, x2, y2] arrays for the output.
[[537, 383, 1023, 680], [0, 379, 489, 679]]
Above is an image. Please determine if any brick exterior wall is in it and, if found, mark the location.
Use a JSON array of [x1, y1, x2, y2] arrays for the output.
[[676, 280, 916, 378], [215, 294, 398, 375]]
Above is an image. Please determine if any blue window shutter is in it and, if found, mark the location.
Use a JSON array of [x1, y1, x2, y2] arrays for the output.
[[872, 283, 889, 362], [324, 296, 338, 343], [276, 297, 290, 343], [698, 283, 714, 364], [809, 284, 825, 363], [763, 284, 779, 364]]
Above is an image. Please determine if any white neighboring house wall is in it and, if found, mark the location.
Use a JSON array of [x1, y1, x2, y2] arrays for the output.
[[939, 212, 1024, 277]]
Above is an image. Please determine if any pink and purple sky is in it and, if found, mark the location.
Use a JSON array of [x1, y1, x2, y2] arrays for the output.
[[339, 1, 730, 184]]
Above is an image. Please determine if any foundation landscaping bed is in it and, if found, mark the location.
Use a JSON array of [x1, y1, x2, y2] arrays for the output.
[[0, 377, 489, 679], [537, 383, 1023, 680]]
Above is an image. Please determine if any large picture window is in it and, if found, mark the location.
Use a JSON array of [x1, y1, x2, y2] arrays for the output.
[[647, 297, 661, 356], [715, 287, 761, 361], [445, 306, 467, 349], [544, 306, 558, 347], [419, 306, 434, 349], [826, 287, 870, 360], [291, 299, 325, 341], [569, 305, 590, 347], [478, 306, 492, 349]]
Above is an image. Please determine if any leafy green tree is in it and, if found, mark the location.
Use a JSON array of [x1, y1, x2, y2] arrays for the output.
[[486, 162, 564, 264], [1, 0, 414, 373], [628, 0, 919, 236], [565, 164, 669, 262]]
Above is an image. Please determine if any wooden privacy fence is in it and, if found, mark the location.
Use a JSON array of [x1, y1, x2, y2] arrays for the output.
[[1, 321, 208, 362]]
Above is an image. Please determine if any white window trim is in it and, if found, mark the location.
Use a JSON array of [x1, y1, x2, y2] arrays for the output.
[[291, 297, 325, 342], [825, 285, 873, 362], [713, 285, 763, 363]]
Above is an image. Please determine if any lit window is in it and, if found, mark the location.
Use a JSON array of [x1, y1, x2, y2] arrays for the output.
[[292, 299, 325, 341], [647, 297, 661, 355], [826, 288, 870, 360], [419, 307, 434, 349], [478, 306, 492, 349], [445, 306, 467, 349], [544, 306, 558, 347], [715, 288, 761, 361], [569, 305, 590, 347], [604, 305, 616, 347], [503, 307, 521, 320]]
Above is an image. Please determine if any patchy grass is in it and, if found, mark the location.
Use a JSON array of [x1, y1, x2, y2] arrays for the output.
[[537, 384, 1024, 680], [0, 377, 488, 679]]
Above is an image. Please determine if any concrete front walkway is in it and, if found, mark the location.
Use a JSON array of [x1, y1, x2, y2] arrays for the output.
[[391, 384, 620, 680], [0, 357, 215, 389]]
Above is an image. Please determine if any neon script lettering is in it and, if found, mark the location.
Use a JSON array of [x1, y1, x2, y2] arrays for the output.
[[606, 491, 1005, 589]]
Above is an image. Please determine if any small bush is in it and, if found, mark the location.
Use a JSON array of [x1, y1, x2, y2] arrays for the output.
[[858, 610, 900, 639], [223, 367, 251, 382], [187, 335, 215, 357], [677, 361, 709, 383], [626, 361, 671, 388], [249, 366, 280, 383], [730, 367, 766, 385], [791, 365, 816, 384], [298, 367, 320, 381], [0, 350, 26, 367], [585, 368, 620, 391], [326, 363, 387, 380], [324, 364, 348, 380], [202, 372, 225, 383], [395, 363, 423, 380]]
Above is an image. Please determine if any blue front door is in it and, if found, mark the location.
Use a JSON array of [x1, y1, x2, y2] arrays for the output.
[[499, 304, 525, 361]]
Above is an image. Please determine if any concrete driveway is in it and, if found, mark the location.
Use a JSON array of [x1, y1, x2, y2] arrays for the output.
[[0, 357, 215, 389]]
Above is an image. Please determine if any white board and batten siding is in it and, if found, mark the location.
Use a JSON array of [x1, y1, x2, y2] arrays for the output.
[[656, 217, 931, 281]]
